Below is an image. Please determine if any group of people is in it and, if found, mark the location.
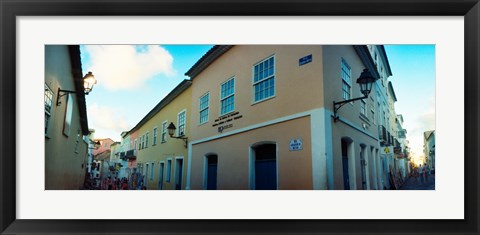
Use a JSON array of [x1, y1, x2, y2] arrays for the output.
[[412, 163, 432, 183], [100, 176, 129, 190]]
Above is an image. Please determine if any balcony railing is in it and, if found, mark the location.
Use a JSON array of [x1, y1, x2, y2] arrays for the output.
[[120, 149, 137, 160], [379, 125, 387, 143]]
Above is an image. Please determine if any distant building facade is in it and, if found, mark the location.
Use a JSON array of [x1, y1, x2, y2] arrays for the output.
[[424, 130, 435, 170], [93, 138, 116, 182], [129, 80, 192, 190]]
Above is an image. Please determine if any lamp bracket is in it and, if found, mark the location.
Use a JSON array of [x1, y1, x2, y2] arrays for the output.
[[333, 95, 368, 122], [171, 136, 188, 148], [56, 88, 77, 106]]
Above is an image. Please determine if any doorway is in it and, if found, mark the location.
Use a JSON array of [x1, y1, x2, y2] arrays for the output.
[[206, 154, 218, 190], [341, 139, 350, 190], [174, 158, 184, 190], [158, 162, 164, 190], [254, 143, 277, 190]]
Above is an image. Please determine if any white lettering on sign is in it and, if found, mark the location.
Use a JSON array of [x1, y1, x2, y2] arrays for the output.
[[289, 138, 303, 151]]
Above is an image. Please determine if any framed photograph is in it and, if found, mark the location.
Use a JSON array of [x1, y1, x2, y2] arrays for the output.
[[1, 0, 479, 234]]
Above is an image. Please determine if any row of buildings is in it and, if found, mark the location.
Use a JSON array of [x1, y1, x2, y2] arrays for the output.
[[89, 45, 412, 190], [45, 44, 412, 190]]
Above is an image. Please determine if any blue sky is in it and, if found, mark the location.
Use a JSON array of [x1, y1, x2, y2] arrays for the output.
[[384, 45, 435, 157], [80, 45, 435, 157], [80, 45, 213, 141]]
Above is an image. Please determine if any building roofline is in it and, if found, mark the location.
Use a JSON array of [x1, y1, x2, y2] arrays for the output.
[[353, 45, 381, 80], [378, 45, 393, 76], [94, 138, 115, 142], [185, 45, 233, 79], [388, 81, 398, 102], [126, 79, 192, 135], [424, 130, 435, 140], [68, 45, 89, 135]]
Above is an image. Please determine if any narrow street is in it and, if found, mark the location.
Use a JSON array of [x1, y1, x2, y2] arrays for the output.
[[399, 173, 435, 190]]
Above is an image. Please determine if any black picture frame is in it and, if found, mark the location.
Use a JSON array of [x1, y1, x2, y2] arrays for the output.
[[1, 0, 479, 234]]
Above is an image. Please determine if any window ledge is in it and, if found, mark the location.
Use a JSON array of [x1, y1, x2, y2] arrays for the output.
[[359, 114, 370, 124], [252, 95, 276, 106]]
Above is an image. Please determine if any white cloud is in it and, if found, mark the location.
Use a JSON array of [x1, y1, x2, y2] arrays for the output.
[[88, 103, 132, 140], [82, 45, 176, 91]]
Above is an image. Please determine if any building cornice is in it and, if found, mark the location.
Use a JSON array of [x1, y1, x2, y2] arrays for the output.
[[378, 45, 393, 76], [353, 45, 381, 79], [185, 45, 234, 79], [388, 81, 398, 102], [68, 45, 89, 135], [126, 79, 192, 135]]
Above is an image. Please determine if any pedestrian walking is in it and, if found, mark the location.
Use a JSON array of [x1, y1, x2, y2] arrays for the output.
[[106, 177, 112, 190], [424, 164, 430, 182], [413, 166, 418, 182], [418, 164, 424, 183]]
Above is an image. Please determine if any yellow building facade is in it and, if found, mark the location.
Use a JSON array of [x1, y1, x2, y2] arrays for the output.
[[132, 80, 191, 190], [186, 45, 385, 190]]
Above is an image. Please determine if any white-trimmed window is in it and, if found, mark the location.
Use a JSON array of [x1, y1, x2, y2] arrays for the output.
[[253, 56, 275, 102], [161, 121, 167, 143], [177, 110, 186, 136], [371, 96, 376, 124], [152, 127, 158, 145], [145, 132, 149, 148], [44, 84, 54, 135], [63, 94, 73, 136], [341, 58, 352, 100], [220, 77, 235, 115], [134, 139, 138, 150], [360, 99, 367, 116], [199, 93, 209, 124], [166, 159, 172, 182]]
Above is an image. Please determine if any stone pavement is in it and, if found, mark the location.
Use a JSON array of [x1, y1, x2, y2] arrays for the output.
[[399, 173, 435, 190]]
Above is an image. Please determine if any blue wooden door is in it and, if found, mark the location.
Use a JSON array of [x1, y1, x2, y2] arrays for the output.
[[207, 163, 217, 190], [255, 159, 276, 190]]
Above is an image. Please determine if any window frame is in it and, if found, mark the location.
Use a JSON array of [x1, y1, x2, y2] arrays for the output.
[[62, 93, 74, 137], [145, 132, 149, 148], [152, 127, 158, 146], [360, 99, 367, 117], [252, 55, 276, 103], [177, 110, 187, 137], [341, 58, 352, 101], [220, 77, 235, 116], [44, 84, 54, 136], [161, 121, 168, 143], [199, 92, 210, 125]]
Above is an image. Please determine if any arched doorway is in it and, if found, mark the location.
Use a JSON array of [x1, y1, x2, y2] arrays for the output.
[[251, 143, 277, 190]]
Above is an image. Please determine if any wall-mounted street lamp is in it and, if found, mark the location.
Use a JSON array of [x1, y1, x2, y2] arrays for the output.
[[333, 69, 377, 122], [167, 122, 188, 148], [57, 71, 97, 106]]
